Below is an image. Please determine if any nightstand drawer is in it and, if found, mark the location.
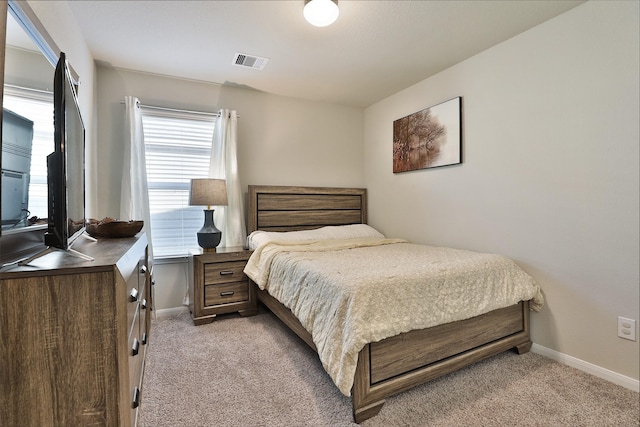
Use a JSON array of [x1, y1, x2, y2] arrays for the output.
[[204, 261, 247, 285], [189, 247, 257, 325], [204, 281, 248, 306]]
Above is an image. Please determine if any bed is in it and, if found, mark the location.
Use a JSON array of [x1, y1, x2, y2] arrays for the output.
[[245, 185, 542, 423]]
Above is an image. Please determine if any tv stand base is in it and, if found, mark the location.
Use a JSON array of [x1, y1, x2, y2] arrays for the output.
[[18, 245, 94, 266]]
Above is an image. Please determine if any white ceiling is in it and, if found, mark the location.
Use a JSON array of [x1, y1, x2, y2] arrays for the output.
[[66, 0, 584, 108]]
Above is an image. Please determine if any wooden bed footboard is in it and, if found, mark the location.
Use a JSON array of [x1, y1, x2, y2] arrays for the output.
[[254, 282, 531, 423], [351, 300, 531, 423]]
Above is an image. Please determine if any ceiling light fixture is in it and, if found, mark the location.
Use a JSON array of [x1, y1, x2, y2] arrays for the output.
[[303, 0, 339, 27]]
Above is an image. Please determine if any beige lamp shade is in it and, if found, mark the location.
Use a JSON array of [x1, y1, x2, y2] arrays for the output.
[[189, 179, 228, 208]]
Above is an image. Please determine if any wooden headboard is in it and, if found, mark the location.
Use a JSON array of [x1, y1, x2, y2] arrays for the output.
[[247, 185, 367, 233]]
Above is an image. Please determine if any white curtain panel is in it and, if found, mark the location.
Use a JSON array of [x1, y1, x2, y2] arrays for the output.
[[209, 109, 246, 248], [121, 96, 154, 267]]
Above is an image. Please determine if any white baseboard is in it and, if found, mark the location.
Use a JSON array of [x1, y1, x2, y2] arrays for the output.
[[145, 311, 639, 392], [531, 343, 639, 392], [154, 306, 188, 320]]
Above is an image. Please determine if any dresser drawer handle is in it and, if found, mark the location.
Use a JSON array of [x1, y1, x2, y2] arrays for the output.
[[141, 298, 147, 310], [219, 270, 234, 276], [140, 265, 148, 274], [132, 387, 140, 409], [220, 291, 235, 297], [129, 288, 139, 302], [142, 332, 148, 346], [132, 338, 140, 356]]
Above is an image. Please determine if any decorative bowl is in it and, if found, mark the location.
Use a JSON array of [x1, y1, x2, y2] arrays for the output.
[[86, 220, 144, 238]]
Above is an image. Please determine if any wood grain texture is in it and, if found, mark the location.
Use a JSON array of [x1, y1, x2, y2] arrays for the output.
[[204, 260, 248, 285], [353, 306, 531, 421], [247, 185, 367, 233], [0, 233, 150, 427], [247, 185, 533, 423], [256, 210, 364, 230], [257, 194, 363, 211], [369, 303, 525, 383], [205, 282, 249, 306], [188, 248, 257, 325]]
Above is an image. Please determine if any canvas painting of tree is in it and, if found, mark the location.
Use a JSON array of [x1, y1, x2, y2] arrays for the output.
[[393, 97, 461, 173]]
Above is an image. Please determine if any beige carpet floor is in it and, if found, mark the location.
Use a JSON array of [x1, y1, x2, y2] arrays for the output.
[[138, 308, 639, 427]]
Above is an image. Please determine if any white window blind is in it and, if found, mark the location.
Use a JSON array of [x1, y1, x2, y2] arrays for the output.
[[140, 107, 215, 258], [3, 85, 54, 222]]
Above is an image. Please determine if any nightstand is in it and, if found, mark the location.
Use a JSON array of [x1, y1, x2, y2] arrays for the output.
[[188, 247, 257, 325]]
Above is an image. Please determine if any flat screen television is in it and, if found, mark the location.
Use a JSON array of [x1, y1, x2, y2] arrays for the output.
[[43, 52, 86, 252]]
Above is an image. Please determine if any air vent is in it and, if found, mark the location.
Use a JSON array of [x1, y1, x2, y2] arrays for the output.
[[233, 52, 269, 70]]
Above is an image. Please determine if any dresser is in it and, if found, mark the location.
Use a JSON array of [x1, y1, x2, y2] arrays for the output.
[[0, 233, 151, 427], [188, 247, 257, 325]]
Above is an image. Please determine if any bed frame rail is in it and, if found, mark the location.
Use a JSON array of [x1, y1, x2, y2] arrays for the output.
[[255, 283, 530, 424]]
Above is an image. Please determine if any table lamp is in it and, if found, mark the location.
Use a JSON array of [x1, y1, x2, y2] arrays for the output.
[[189, 178, 228, 251]]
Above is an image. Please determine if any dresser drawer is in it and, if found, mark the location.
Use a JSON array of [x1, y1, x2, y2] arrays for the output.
[[204, 281, 248, 306], [126, 280, 140, 334], [204, 261, 247, 285], [126, 259, 146, 332], [128, 305, 143, 424]]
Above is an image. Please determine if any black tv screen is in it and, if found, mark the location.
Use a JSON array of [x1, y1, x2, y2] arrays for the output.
[[44, 52, 85, 250]]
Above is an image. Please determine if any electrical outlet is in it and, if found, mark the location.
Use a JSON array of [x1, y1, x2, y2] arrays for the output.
[[618, 317, 636, 341]]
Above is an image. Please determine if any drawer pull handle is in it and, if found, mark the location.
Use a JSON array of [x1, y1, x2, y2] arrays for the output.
[[129, 288, 139, 302], [140, 265, 148, 274], [132, 387, 140, 408], [141, 298, 147, 309], [220, 291, 235, 297], [142, 332, 148, 345], [132, 338, 140, 356], [219, 270, 234, 276]]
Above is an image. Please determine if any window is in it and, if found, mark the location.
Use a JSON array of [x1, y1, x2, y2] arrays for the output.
[[3, 85, 54, 222], [140, 107, 215, 258]]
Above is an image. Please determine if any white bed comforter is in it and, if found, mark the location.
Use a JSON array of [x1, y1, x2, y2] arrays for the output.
[[244, 238, 544, 396]]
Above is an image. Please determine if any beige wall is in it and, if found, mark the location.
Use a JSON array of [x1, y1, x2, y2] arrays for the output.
[[94, 66, 364, 310], [4, 46, 52, 90], [364, 1, 639, 381], [27, 0, 639, 386], [95, 67, 364, 219], [27, 0, 98, 217]]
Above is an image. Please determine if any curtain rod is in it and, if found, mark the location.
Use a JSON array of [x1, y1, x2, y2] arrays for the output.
[[120, 101, 239, 118]]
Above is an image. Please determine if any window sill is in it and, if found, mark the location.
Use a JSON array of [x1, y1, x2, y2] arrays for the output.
[[152, 255, 189, 265]]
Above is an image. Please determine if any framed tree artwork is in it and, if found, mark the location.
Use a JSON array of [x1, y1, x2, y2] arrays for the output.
[[393, 96, 462, 173]]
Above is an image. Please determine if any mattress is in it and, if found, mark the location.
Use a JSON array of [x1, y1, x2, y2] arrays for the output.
[[245, 238, 544, 396]]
